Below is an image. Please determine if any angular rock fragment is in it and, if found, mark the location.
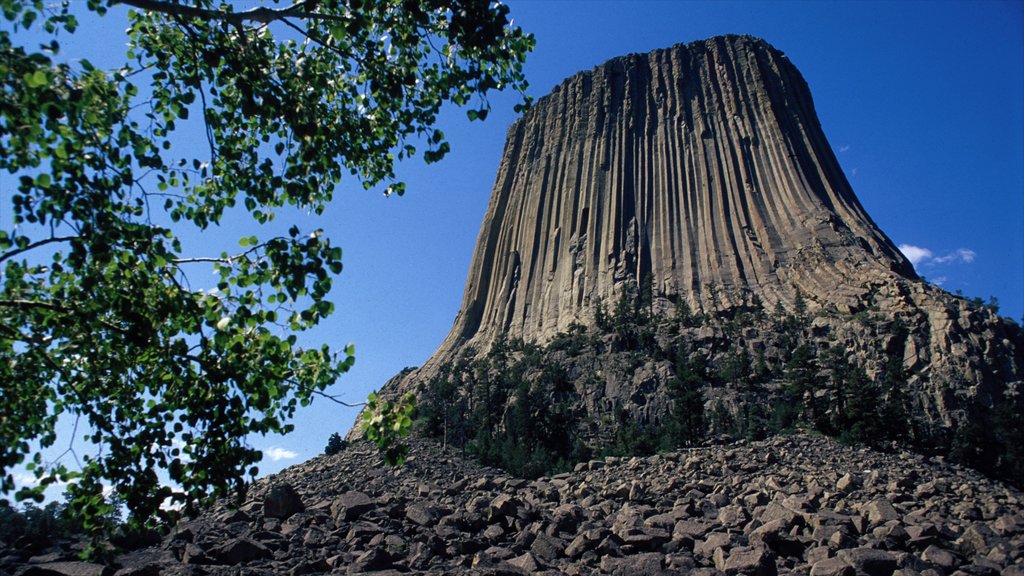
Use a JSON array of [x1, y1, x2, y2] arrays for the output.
[[263, 483, 304, 519]]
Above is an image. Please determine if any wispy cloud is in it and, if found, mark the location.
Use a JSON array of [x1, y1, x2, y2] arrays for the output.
[[839, 145, 850, 152], [900, 244, 976, 268], [264, 447, 299, 462], [899, 244, 933, 266], [933, 248, 976, 265]]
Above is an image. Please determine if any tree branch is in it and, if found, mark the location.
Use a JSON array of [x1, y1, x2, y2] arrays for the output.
[[170, 256, 233, 264], [0, 235, 78, 264], [0, 299, 134, 336], [114, 0, 348, 25], [0, 298, 60, 310], [312, 389, 365, 408]]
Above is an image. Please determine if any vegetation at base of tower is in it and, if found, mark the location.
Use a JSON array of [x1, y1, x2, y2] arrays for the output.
[[414, 282, 1023, 488], [416, 337, 588, 478], [0, 0, 533, 548], [361, 392, 417, 466]]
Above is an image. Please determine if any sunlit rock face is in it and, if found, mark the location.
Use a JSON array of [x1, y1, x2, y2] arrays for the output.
[[442, 35, 913, 350], [370, 36, 1022, 461]]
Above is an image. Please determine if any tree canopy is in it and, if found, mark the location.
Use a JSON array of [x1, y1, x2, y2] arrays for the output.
[[0, 0, 532, 535]]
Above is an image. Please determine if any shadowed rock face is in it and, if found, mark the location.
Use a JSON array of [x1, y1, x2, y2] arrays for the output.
[[444, 34, 914, 351]]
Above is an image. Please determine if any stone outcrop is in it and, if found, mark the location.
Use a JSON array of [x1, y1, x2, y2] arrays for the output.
[[11, 434, 1022, 575]]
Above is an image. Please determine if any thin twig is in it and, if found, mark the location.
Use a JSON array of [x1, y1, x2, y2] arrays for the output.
[[0, 235, 78, 264], [313, 389, 365, 408]]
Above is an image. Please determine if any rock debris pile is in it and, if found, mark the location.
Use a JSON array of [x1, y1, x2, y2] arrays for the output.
[[11, 434, 1023, 575]]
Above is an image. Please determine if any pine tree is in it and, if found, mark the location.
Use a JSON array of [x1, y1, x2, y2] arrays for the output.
[[324, 433, 345, 456]]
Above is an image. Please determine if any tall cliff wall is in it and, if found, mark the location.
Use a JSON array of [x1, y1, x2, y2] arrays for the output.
[[440, 35, 914, 354]]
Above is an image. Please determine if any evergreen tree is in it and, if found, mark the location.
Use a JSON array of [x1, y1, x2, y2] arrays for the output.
[[664, 346, 707, 448], [324, 433, 345, 456], [880, 354, 911, 442], [718, 347, 752, 386], [783, 343, 817, 427], [839, 365, 881, 446], [674, 298, 696, 329]]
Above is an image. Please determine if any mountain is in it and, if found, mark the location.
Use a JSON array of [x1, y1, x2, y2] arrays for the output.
[[373, 35, 1023, 485]]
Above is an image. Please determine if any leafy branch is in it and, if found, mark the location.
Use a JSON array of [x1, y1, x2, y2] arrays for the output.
[[1, 0, 533, 548]]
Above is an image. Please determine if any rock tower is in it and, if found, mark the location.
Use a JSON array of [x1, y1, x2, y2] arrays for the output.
[[371, 36, 1022, 480], [443, 34, 913, 349]]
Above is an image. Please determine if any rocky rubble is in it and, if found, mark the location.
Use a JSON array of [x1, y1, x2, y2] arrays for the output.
[[6, 433, 1023, 575]]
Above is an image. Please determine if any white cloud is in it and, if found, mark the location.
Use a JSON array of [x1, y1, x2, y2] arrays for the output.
[[839, 145, 850, 152], [264, 447, 299, 462], [899, 244, 933, 266], [931, 248, 977, 265], [900, 244, 976, 268]]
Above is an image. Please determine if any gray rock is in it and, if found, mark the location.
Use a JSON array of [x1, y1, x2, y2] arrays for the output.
[[17, 562, 110, 576], [599, 552, 666, 576], [921, 545, 959, 571], [838, 548, 898, 576], [489, 494, 520, 522], [78, 432, 1022, 576], [530, 532, 565, 562], [957, 523, 1000, 556], [761, 503, 803, 527], [696, 532, 733, 558], [405, 502, 441, 526], [180, 543, 207, 565], [330, 490, 375, 523], [506, 552, 540, 572], [750, 519, 805, 557], [263, 483, 304, 519], [810, 556, 855, 576], [211, 538, 272, 565], [716, 546, 777, 576], [864, 498, 901, 526], [351, 548, 392, 572], [837, 473, 858, 493]]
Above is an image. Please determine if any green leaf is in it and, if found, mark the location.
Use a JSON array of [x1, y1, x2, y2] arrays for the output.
[[24, 70, 47, 88]]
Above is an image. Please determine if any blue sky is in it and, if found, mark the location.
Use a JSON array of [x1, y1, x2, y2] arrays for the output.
[[5, 0, 1022, 483]]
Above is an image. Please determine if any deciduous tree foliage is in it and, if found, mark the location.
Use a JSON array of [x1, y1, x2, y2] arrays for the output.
[[0, 0, 532, 533]]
